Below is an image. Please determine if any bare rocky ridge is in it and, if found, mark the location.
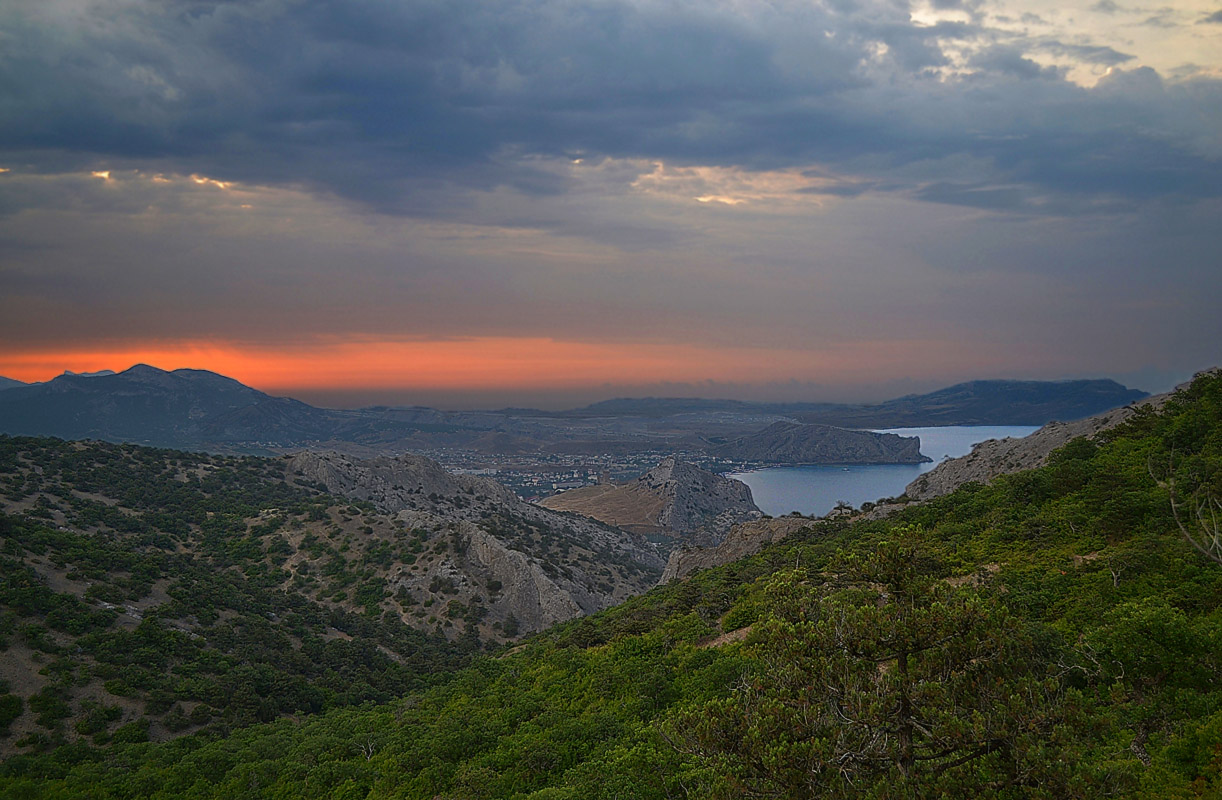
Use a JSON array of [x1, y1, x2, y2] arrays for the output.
[[287, 451, 664, 632], [710, 422, 929, 464], [903, 379, 1194, 501], [538, 456, 761, 543], [661, 516, 815, 582]]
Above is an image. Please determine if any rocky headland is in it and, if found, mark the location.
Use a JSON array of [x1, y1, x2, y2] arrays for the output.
[[710, 422, 929, 464], [539, 456, 760, 544], [903, 378, 1194, 501]]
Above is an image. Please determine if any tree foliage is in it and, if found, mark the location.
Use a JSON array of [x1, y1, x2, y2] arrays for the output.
[[670, 528, 1079, 799]]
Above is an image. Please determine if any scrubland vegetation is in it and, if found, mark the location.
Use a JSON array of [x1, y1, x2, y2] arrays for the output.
[[1, 372, 1220, 798]]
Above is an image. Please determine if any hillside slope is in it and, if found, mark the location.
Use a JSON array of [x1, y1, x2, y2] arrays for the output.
[[0, 438, 661, 757], [903, 375, 1199, 500], [2, 371, 1219, 799], [286, 450, 664, 623]]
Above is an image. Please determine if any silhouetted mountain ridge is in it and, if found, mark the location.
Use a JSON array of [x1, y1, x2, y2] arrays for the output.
[[0, 364, 335, 447], [569, 379, 1147, 426], [0, 366, 1147, 456]]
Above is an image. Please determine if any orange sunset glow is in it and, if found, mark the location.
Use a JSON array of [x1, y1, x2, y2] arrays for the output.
[[0, 336, 1018, 406]]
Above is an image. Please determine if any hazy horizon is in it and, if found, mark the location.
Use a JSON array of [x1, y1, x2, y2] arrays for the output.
[[0, 360, 1188, 413]]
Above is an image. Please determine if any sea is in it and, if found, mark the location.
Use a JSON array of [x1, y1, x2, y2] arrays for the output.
[[728, 425, 1039, 518]]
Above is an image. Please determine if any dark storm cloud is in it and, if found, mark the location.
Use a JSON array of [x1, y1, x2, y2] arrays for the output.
[[909, 69, 1222, 212], [969, 46, 1063, 79], [0, 0, 1219, 221], [1037, 42, 1135, 66], [1201, 10, 1222, 22]]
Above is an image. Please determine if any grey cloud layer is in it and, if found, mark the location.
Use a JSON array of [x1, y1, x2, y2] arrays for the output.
[[2, 0, 1219, 213], [2, 0, 1220, 396]]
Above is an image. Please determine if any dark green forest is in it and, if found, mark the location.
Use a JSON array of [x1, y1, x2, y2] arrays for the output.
[[2, 372, 1221, 798]]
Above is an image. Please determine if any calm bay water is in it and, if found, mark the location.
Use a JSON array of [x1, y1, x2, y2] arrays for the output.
[[728, 425, 1038, 518]]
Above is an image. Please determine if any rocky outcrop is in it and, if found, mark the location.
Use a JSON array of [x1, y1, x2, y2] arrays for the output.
[[904, 379, 1192, 501], [710, 422, 929, 464], [286, 450, 664, 633], [539, 456, 760, 543], [287, 450, 520, 510], [661, 516, 815, 582]]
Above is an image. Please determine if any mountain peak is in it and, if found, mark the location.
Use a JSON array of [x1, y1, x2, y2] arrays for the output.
[[111, 363, 176, 383], [168, 368, 261, 393], [62, 369, 116, 378]]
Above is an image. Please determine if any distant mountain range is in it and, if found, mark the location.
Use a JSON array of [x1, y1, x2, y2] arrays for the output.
[[0, 364, 336, 447], [566, 379, 1149, 426], [0, 364, 1148, 459]]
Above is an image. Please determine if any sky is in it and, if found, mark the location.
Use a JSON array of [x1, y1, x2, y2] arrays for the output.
[[1, 0, 1219, 409]]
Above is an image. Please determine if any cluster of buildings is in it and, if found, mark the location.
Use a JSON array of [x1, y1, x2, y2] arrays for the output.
[[418, 448, 753, 501]]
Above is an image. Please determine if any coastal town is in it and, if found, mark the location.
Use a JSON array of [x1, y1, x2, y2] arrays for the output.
[[423, 448, 754, 501]]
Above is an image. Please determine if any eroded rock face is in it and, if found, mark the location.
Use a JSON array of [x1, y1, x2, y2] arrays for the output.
[[461, 525, 583, 630], [540, 456, 761, 544], [660, 516, 815, 583], [287, 450, 664, 634], [710, 422, 929, 464], [904, 378, 1197, 501], [648, 457, 760, 534], [288, 450, 518, 510]]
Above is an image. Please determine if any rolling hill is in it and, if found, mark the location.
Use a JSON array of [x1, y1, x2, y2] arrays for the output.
[[0, 436, 661, 756]]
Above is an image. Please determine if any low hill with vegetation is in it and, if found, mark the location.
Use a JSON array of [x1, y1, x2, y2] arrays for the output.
[[0, 439, 656, 759], [1, 371, 1219, 798], [0, 439, 483, 756]]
